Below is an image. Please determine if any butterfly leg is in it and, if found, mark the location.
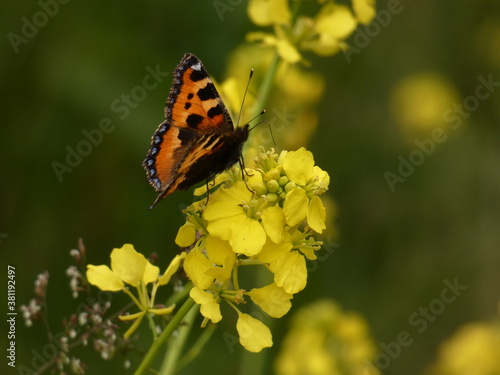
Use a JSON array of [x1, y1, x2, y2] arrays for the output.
[[238, 158, 255, 195], [238, 157, 254, 178], [204, 180, 211, 205]]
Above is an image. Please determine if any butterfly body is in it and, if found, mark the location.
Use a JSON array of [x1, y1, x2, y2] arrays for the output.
[[143, 53, 249, 209]]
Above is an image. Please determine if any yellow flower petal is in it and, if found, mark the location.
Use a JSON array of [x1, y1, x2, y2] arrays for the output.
[[275, 38, 302, 64], [283, 188, 308, 227], [236, 313, 273, 352], [205, 255, 235, 282], [205, 235, 234, 265], [313, 165, 330, 192], [205, 211, 234, 241], [248, 0, 291, 26], [282, 147, 315, 185], [119, 311, 145, 321], [149, 304, 176, 315], [256, 240, 293, 264], [184, 249, 214, 289], [248, 283, 293, 318], [275, 251, 307, 294], [230, 215, 267, 256], [158, 253, 186, 286], [353, 0, 376, 25], [190, 287, 222, 323], [110, 244, 149, 287], [315, 4, 357, 40], [307, 195, 326, 233], [175, 223, 196, 247], [260, 205, 285, 243], [205, 182, 252, 240], [304, 33, 344, 56], [86, 265, 124, 291], [143, 261, 160, 285]]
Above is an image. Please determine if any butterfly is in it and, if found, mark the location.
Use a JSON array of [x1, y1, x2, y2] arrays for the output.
[[143, 53, 250, 209]]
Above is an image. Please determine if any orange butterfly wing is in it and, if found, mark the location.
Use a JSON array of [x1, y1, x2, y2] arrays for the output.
[[143, 53, 248, 209]]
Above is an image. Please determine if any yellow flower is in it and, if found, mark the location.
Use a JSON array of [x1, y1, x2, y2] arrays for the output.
[[190, 287, 222, 324], [275, 300, 379, 375], [87, 244, 159, 290], [86, 244, 181, 339], [204, 181, 285, 256], [175, 148, 330, 352], [303, 3, 357, 56], [425, 320, 500, 375], [281, 147, 329, 233], [389, 72, 461, 139]]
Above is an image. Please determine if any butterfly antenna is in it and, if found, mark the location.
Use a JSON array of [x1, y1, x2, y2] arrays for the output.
[[236, 69, 254, 127], [249, 119, 276, 147]]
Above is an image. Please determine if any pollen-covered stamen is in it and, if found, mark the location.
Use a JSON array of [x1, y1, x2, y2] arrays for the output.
[[293, 232, 323, 254], [242, 196, 271, 219], [241, 201, 251, 214]]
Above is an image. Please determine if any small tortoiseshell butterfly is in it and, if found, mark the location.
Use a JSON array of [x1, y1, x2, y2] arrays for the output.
[[143, 53, 250, 209]]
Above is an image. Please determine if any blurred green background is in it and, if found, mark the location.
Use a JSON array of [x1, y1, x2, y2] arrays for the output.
[[2, 0, 500, 374]]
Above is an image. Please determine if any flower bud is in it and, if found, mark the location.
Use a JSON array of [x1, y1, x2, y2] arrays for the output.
[[267, 180, 279, 193], [252, 182, 268, 196], [266, 193, 279, 203], [278, 176, 289, 186]]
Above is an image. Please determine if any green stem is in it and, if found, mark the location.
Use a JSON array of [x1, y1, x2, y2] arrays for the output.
[[175, 323, 217, 372], [165, 282, 193, 307], [251, 52, 281, 120], [246, 51, 281, 153], [159, 303, 199, 375], [134, 297, 196, 375]]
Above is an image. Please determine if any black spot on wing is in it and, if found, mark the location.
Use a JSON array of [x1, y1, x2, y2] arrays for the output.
[[190, 69, 208, 82], [207, 104, 223, 119], [184, 102, 191, 110], [178, 127, 198, 146], [186, 113, 204, 128], [187, 93, 194, 100], [197, 83, 218, 101]]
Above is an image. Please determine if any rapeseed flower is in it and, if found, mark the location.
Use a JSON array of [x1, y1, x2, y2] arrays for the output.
[[176, 147, 329, 351], [247, 0, 377, 61], [425, 315, 500, 375], [86, 244, 184, 338], [275, 300, 380, 375]]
